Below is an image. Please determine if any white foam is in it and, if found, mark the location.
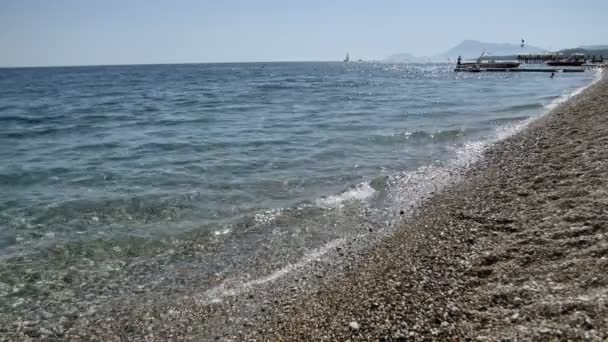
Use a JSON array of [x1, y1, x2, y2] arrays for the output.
[[383, 139, 487, 221], [315, 182, 376, 208], [545, 68, 603, 110], [495, 116, 536, 141], [253, 208, 283, 225], [198, 238, 344, 304], [213, 228, 231, 236]]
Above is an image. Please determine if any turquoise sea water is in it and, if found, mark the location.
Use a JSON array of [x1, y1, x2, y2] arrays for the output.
[[0, 63, 599, 262]]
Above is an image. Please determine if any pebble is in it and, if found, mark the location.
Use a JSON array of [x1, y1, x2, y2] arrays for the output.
[[12, 298, 25, 308], [40, 327, 53, 335]]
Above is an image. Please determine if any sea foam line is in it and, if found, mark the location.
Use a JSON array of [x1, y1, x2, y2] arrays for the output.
[[315, 182, 376, 208], [545, 68, 603, 110], [499, 68, 602, 140], [197, 238, 344, 304]]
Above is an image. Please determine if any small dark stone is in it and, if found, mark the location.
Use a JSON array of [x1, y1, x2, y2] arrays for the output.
[[25, 328, 41, 338]]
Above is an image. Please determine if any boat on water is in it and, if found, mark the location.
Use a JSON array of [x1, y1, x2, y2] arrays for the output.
[[546, 60, 585, 67], [457, 52, 520, 70], [459, 60, 521, 69], [546, 53, 585, 66], [343, 53, 349, 63]]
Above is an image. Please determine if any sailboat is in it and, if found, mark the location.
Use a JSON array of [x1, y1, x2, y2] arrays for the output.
[[343, 52, 350, 63]]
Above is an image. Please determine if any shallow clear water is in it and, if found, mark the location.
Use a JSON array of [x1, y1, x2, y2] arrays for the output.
[[0, 62, 598, 257]]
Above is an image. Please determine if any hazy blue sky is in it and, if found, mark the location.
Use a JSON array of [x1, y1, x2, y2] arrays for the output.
[[1, 0, 607, 67]]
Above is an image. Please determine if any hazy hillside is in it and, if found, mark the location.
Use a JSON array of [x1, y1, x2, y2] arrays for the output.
[[578, 45, 608, 50], [560, 47, 608, 57], [384, 40, 548, 63], [437, 40, 547, 60]]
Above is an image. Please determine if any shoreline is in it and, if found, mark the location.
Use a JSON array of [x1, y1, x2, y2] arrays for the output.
[[1, 71, 606, 340], [242, 70, 608, 340]]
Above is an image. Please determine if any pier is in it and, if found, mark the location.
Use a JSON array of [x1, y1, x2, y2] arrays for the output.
[[454, 53, 607, 73], [454, 68, 585, 73], [517, 54, 604, 64]]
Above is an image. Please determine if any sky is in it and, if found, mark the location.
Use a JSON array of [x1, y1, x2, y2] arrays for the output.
[[1, 0, 607, 67]]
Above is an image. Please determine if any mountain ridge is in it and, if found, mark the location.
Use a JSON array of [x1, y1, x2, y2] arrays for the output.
[[384, 39, 548, 63], [578, 45, 608, 50]]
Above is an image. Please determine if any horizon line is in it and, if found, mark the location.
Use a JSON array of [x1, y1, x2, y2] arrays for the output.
[[0, 60, 387, 70]]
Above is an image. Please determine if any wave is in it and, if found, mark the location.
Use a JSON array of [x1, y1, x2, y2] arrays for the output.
[[495, 103, 544, 113], [255, 83, 302, 91], [152, 117, 217, 126], [361, 128, 479, 147], [0, 114, 64, 125], [545, 68, 603, 110], [133, 142, 198, 153], [198, 238, 344, 304], [68, 141, 122, 152], [188, 136, 490, 307], [316, 182, 376, 207], [0, 105, 19, 112], [484, 115, 531, 125], [17, 192, 207, 233], [0, 124, 90, 139], [0, 167, 71, 186], [405, 128, 475, 143]]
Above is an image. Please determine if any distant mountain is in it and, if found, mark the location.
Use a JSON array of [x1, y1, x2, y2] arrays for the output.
[[436, 40, 548, 60], [578, 45, 608, 50], [384, 40, 548, 64], [559, 47, 608, 57]]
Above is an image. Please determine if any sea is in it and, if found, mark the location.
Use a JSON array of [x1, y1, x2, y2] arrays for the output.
[[0, 62, 601, 298]]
